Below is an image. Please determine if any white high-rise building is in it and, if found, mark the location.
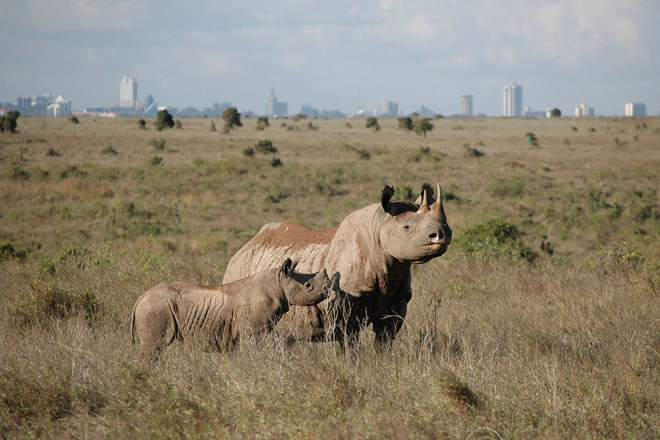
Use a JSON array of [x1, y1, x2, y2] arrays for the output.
[[460, 95, 473, 117], [574, 103, 595, 117], [624, 102, 646, 117], [503, 83, 523, 117], [120, 76, 138, 109]]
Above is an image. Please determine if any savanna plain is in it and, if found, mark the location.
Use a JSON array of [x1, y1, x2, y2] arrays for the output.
[[0, 115, 659, 438]]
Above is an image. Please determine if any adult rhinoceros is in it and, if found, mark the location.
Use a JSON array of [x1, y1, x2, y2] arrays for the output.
[[223, 183, 452, 348]]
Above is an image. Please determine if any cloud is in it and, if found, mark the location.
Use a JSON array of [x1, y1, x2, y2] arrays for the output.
[[407, 15, 436, 41]]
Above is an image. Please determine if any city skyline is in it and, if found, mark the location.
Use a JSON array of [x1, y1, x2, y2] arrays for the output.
[[2, 1, 659, 116]]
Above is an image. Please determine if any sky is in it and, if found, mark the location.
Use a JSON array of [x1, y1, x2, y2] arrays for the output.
[[1, 0, 659, 116]]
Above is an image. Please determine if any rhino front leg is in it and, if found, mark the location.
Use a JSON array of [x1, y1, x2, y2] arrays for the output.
[[372, 275, 412, 351]]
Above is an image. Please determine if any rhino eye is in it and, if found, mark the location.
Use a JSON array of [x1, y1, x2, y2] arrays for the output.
[[403, 224, 410, 231], [304, 282, 311, 289]]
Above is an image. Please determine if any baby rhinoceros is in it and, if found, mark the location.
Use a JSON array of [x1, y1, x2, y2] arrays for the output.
[[131, 258, 338, 358]]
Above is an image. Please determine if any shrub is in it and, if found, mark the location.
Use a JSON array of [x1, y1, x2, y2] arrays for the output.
[[398, 117, 413, 130], [154, 109, 174, 131], [550, 108, 561, 117], [150, 156, 163, 166], [270, 157, 283, 167], [210, 120, 216, 132], [150, 138, 166, 151], [256, 117, 269, 130], [307, 121, 318, 131], [457, 218, 536, 262], [222, 107, 242, 132], [254, 140, 277, 154], [69, 116, 79, 124], [46, 148, 61, 157], [0, 110, 20, 133], [292, 113, 307, 121], [175, 119, 183, 129], [365, 117, 379, 131], [11, 167, 30, 180], [101, 144, 118, 155], [138, 119, 146, 129], [463, 144, 485, 157], [242, 147, 255, 156], [358, 150, 371, 160]]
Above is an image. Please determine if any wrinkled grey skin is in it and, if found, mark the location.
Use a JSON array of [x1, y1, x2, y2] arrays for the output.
[[131, 258, 339, 358], [223, 183, 452, 348]]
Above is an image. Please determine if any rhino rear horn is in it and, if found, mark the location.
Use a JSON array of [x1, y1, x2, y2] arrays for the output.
[[381, 185, 395, 211], [414, 183, 435, 206]]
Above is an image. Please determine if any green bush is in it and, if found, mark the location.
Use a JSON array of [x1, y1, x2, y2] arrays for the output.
[[398, 117, 413, 130], [0, 110, 20, 133], [255, 140, 277, 154], [222, 107, 242, 132], [256, 117, 269, 130], [154, 110, 174, 131], [138, 119, 146, 129], [456, 218, 537, 262], [365, 117, 379, 131]]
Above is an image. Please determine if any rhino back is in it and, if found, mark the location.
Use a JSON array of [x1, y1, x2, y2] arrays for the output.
[[223, 221, 337, 282]]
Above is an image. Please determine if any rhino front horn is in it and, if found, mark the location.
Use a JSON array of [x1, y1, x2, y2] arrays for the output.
[[432, 182, 446, 221]]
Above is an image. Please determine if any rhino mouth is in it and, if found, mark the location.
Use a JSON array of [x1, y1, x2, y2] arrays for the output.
[[411, 244, 448, 263]]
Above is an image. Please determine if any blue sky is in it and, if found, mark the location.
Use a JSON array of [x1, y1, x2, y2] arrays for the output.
[[2, 0, 659, 115]]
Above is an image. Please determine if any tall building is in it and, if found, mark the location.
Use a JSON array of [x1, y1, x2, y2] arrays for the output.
[[574, 103, 595, 117], [382, 101, 399, 116], [624, 102, 646, 117], [503, 83, 523, 117], [46, 95, 72, 117], [265, 87, 287, 117], [120, 76, 138, 109], [460, 95, 473, 117]]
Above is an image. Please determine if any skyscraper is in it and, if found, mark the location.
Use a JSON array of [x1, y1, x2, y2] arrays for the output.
[[624, 102, 646, 117], [503, 83, 522, 117], [460, 95, 473, 117], [120, 76, 138, 109], [265, 87, 287, 117]]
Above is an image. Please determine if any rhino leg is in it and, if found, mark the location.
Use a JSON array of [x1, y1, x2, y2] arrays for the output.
[[372, 275, 412, 351]]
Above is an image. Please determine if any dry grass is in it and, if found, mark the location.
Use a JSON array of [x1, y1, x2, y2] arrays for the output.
[[0, 116, 659, 438]]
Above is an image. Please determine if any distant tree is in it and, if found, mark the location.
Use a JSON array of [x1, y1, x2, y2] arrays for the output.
[[398, 116, 413, 131], [222, 107, 242, 132], [413, 118, 434, 138], [366, 116, 379, 131], [550, 108, 561, 117], [0, 111, 20, 133], [154, 109, 174, 131]]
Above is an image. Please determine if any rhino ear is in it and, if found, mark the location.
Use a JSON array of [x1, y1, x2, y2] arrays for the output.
[[381, 185, 395, 211], [280, 258, 294, 278]]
